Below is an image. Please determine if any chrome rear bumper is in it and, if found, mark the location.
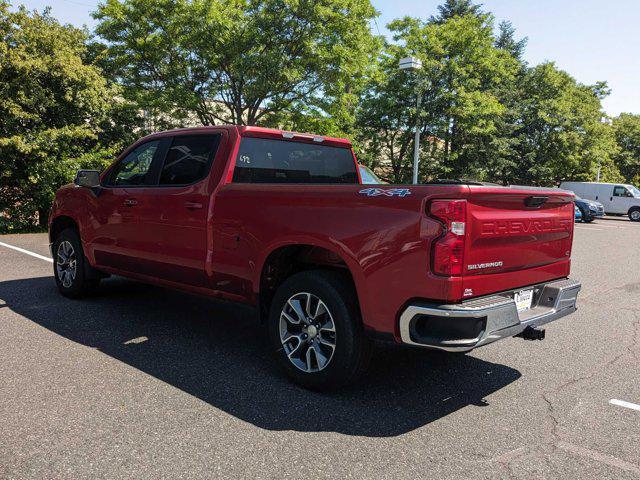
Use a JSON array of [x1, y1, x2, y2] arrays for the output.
[[398, 278, 581, 352]]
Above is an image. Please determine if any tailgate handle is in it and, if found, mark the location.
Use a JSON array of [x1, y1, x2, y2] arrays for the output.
[[525, 196, 548, 208]]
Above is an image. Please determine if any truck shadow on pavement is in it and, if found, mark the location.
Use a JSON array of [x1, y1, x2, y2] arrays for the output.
[[0, 275, 521, 437]]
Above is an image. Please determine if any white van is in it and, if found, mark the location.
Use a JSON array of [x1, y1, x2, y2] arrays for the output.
[[560, 182, 640, 221]]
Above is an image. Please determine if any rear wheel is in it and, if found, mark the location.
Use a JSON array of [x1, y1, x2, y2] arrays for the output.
[[629, 208, 640, 222], [268, 270, 371, 390], [53, 228, 100, 297]]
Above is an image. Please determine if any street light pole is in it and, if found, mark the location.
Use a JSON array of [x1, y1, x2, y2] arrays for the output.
[[412, 91, 421, 185], [399, 56, 423, 185]]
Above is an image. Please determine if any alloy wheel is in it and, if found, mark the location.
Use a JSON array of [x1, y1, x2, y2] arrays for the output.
[[279, 292, 337, 373], [56, 240, 77, 288]]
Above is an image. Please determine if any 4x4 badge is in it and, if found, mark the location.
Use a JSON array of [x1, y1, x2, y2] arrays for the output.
[[359, 188, 411, 197]]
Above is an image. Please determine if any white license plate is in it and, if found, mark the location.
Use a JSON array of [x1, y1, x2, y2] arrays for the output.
[[514, 289, 533, 312]]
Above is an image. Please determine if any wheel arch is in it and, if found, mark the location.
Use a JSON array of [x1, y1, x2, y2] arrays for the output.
[[256, 240, 367, 324], [49, 215, 79, 243]]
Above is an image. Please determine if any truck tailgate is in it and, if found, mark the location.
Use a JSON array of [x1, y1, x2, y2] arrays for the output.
[[461, 188, 574, 298]]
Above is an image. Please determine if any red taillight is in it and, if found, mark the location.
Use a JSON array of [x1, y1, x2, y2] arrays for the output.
[[430, 199, 467, 276]]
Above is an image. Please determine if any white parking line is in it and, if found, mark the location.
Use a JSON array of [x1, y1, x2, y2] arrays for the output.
[[610, 399, 640, 412], [575, 226, 604, 231], [0, 241, 53, 263], [590, 224, 626, 229]]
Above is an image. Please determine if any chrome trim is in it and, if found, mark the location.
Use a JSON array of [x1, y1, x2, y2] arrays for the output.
[[399, 278, 581, 352]]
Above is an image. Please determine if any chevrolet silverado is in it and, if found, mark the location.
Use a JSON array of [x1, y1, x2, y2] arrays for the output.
[[48, 126, 581, 390]]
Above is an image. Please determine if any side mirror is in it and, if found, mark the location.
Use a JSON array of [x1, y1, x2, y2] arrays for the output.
[[74, 170, 101, 188]]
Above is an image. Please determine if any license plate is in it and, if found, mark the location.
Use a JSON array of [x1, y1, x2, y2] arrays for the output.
[[514, 289, 533, 312]]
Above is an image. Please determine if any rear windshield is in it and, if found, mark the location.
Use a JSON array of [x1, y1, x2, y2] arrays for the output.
[[233, 137, 357, 184]]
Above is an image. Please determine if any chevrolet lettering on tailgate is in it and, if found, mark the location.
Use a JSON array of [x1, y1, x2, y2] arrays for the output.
[[480, 218, 572, 236]]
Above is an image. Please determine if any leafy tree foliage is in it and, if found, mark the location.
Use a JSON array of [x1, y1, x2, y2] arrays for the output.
[[430, 0, 483, 24], [358, 12, 520, 182], [2, 0, 638, 232], [612, 113, 640, 184], [0, 3, 141, 231], [355, 47, 421, 182], [356, 3, 621, 187], [93, 0, 381, 130], [513, 64, 620, 185], [495, 20, 527, 61]]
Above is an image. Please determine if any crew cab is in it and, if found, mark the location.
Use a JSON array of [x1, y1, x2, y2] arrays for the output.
[[49, 126, 581, 390]]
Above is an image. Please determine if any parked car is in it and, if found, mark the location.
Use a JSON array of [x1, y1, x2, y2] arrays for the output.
[[49, 126, 581, 390], [574, 204, 582, 222], [573, 195, 604, 223], [560, 181, 640, 221], [358, 164, 386, 184]]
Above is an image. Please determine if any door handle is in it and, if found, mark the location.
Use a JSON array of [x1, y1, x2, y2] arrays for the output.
[[610, 197, 613, 201], [123, 199, 138, 207], [184, 201, 203, 210]]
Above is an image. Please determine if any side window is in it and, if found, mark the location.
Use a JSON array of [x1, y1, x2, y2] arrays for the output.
[[159, 134, 221, 185], [613, 186, 630, 197], [233, 137, 357, 184], [109, 140, 160, 186]]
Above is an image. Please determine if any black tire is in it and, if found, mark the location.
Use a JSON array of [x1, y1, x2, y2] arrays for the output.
[[52, 228, 100, 298], [578, 207, 589, 222], [268, 270, 372, 391], [582, 209, 595, 223], [629, 208, 640, 222]]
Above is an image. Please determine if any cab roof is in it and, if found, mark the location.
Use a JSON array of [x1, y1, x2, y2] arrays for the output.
[[140, 125, 353, 149]]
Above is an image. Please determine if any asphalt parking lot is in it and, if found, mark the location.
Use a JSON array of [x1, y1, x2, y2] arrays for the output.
[[1, 218, 639, 479]]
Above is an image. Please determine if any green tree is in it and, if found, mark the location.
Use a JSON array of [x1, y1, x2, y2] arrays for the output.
[[495, 20, 527, 61], [93, 0, 381, 131], [0, 3, 140, 231], [480, 20, 528, 184], [612, 113, 640, 184], [514, 63, 619, 185], [359, 0, 619, 188], [355, 46, 428, 183], [358, 12, 518, 182], [430, 0, 483, 23]]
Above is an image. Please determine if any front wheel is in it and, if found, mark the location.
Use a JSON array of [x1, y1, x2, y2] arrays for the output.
[[578, 207, 589, 222], [53, 228, 100, 297], [583, 211, 595, 223], [629, 208, 640, 222], [268, 270, 371, 391]]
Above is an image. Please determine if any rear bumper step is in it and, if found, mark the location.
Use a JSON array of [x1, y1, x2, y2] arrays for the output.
[[398, 278, 581, 352]]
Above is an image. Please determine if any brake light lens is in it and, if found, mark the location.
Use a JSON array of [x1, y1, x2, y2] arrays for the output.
[[430, 199, 467, 276]]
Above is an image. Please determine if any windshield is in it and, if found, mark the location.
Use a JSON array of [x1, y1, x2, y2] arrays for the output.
[[629, 185, 640, 198]]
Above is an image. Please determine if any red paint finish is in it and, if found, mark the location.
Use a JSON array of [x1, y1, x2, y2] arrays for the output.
[[49, 125, 576, 341]]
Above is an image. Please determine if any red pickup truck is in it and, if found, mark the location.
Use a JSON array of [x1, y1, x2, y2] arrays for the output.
[[49, 125, 581, 390]]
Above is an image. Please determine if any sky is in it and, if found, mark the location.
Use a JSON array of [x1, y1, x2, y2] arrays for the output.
[[12, 0, 640, 116]]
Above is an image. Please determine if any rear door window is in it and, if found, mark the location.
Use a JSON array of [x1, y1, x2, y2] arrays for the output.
[[233, 137, 357, 184], [159, 134, 221, 185]]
